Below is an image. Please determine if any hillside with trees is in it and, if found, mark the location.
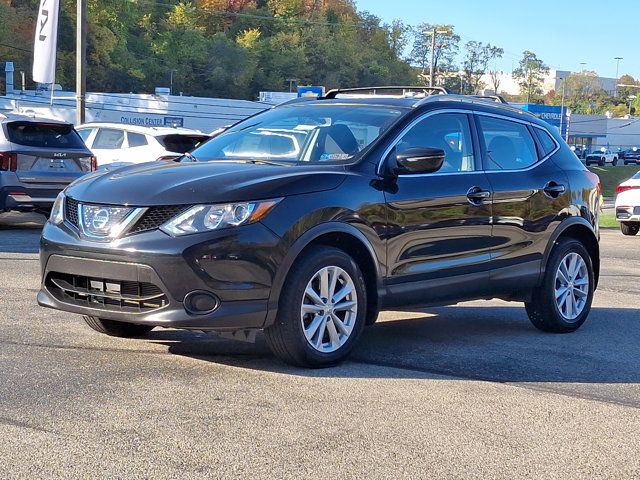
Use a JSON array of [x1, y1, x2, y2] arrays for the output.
[[0, 0, 415, 98]]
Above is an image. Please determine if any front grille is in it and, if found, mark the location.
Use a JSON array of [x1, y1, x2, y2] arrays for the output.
[[46, 272, 168, 313], [65, 197, 80, 227], [129, 205, 191, 234]]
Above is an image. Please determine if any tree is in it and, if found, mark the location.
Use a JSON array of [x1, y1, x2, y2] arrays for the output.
[[488, 69, 502, 94], [512, 50, 549, 103], [410, 23, 459, 85], [386, 19, 410, 58], [461, 41, 503, 94]]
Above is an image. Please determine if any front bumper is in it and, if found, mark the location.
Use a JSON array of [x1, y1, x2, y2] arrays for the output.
[[38, 220, 283, 331]]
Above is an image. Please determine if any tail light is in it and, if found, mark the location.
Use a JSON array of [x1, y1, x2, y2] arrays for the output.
[[615, 184, 640, 195], [90, 155, 97, 171], [0, 152, 17, 171]]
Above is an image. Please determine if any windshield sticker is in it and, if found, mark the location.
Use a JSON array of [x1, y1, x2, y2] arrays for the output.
[[320, 153, 351, 161]]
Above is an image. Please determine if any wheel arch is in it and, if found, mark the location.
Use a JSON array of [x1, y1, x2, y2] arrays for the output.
[[264, 222, 383, 327], [543, 218, 600, 289]]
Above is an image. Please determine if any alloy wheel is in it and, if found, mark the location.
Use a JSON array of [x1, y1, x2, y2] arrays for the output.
[[554, 252, 589, 321], [300, 266, 358, 353]]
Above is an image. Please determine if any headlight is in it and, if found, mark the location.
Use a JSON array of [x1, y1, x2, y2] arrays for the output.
[[160, 199, 281, 236], [50, 192, 65, 225]]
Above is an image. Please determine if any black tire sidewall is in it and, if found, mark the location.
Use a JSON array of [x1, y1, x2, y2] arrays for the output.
[[276, 247, 367, 367]]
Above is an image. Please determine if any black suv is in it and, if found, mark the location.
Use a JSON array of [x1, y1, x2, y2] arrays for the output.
[[38, 87, 601, 367]]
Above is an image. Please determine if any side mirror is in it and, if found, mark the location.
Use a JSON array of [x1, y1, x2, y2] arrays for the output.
[[395, 147, 445, 174]]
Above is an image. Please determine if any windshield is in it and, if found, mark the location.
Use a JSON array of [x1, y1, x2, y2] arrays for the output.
[[7, 121, 86, 149], [189, 104, 405, 164]]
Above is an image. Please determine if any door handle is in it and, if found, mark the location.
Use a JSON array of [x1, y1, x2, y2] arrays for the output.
[[543, 181, 566, 198], [467, 186, 491, 205]]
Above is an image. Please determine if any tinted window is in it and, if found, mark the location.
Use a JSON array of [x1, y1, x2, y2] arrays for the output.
[[128, 132, 148, 147], [192, 105, 404, 164], [535, 128, 558, 157], [93, 128, 125, 149], [6, 122, 86, 148], [479, 116, 538, 170], [76, 128, 93, 142], [159, 134, 209, 154], [395, 113, 475, 173]]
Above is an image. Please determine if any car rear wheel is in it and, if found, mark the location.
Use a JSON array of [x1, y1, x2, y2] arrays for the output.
[[612, 157, 618, 166], [83, 316, 155, 337], [264, 246, 366, 368], [620, 222, 640, 236], [525, 238, 594, 333]]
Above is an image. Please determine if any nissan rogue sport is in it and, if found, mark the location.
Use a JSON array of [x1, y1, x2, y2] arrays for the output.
[[38, 87, 601, 367]]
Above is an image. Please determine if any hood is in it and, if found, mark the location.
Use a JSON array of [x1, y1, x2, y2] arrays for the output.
[[65, 160, 347, 206]]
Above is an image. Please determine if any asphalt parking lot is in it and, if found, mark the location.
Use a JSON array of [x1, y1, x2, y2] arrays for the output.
[[1, 212, 639, 479]]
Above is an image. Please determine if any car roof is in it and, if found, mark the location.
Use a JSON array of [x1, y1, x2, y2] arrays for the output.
[[276, 92, 547, 128], [0, 112, 71, 125], [76, 122, 204, 136]]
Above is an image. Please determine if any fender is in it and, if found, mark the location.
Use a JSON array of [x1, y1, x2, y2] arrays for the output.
[[541, 215, 600, 286], [263, 221, 384, 327]]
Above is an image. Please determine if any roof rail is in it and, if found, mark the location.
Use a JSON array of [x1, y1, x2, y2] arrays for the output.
[[468, 94, 509, 104], [324, 86, 451, 99]]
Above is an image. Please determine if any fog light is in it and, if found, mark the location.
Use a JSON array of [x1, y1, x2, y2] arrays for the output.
[[184, 291, 219, 315]]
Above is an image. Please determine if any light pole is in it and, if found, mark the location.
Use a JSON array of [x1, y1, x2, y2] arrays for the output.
[[559, 76, 567, 137], [169, 69, 177, 95], [614, 57, 623, 97], [423, 27, 449, 87], [76, 0, 87, 125], [579, 62, 587, 72]]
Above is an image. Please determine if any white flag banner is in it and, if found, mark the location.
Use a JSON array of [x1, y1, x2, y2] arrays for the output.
[[32, 0, 60, 84]]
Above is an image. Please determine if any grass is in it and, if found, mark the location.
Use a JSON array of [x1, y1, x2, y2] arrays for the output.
[[599, 212, 619, 228], [587, 166, 640, 197]]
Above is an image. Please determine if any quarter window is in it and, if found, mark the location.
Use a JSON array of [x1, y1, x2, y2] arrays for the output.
[[127, 132, 148, 148], [395, 113, 475, 173], [478, 116, 538, 170], [93, 128, 125, 149], [535, 128, 558, 157]]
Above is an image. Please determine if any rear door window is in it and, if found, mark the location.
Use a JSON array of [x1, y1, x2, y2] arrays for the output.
[[6, 122, 86, 149], [93, 128, 125, 149], [478, 116, 538, 170]]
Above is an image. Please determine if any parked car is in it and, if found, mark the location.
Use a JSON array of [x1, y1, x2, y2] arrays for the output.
[[585, 148, 618, 166], [0, 113, 94, 215], [622, 147, 640, 165], [570, 145, 587, 159], [76, 123, 210, 167], [38, 86, 601, 367], [615, 172, 640, 235]]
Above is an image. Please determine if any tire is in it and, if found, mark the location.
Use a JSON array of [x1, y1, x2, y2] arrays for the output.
[[264, 246, 367, 368], [525, 238, 594, 333], [612, 157, 618, 166], [83, 316, 154, 337], [620, 222, 640, 236]]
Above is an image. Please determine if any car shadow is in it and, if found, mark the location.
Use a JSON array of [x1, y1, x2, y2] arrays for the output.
[[147, 305, 640, 383]]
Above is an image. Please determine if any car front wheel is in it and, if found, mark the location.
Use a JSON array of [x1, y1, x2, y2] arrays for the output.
[[264, 246, 367, 367], [525, 238, 594, 333], [612, 157, 618, 166], [83, 316, 155, 337], [621, 222, 640, 236]]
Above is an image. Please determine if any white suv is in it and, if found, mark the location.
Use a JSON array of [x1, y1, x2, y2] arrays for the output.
[[76, 123, 210, 167]]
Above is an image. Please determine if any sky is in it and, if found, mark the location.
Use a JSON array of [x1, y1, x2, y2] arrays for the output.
[[356, 0, 639, 79]]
